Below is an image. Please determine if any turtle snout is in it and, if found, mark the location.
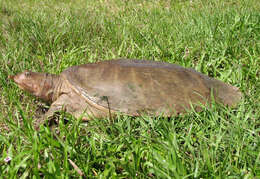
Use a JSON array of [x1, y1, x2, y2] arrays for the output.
[[8, 74, 21, 84], [8, 75, 15, 80], [8, 73, 29, 90], [10, 72, 30, 84], [9, 74, 20, 84]]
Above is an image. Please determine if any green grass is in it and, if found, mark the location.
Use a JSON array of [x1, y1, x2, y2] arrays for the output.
[[0, 0, 259, 178]]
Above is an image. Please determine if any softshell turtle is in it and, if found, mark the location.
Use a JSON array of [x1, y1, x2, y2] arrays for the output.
[[9, 59, 242, 128]]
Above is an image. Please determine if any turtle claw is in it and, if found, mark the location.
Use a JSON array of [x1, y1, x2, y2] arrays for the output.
[[33, 117, 46, 131]]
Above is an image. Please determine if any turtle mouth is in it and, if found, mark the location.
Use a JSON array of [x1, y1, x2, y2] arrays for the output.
[[17, 83, 27, 91]]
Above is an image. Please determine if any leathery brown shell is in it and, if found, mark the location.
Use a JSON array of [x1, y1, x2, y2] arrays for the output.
[[62, 59, 242, 116]]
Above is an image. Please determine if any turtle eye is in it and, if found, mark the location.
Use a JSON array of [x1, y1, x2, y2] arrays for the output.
[[25, 71, 31, 77]]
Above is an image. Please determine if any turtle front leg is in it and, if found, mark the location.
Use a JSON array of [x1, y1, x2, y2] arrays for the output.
[[33, 104, 62, 130], [33, 93, 94, 130], [34, 94, 70, 130], [34, 92, 114, 130]]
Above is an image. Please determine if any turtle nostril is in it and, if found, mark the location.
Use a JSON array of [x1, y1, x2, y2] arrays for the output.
[[8, 75, 14, 80]]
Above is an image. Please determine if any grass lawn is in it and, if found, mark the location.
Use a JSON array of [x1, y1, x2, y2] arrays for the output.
[[0, 0, 259, 178]]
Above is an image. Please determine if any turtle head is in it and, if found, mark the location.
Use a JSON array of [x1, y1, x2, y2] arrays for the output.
[[9, 71, 58, 102]]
